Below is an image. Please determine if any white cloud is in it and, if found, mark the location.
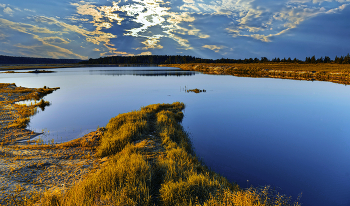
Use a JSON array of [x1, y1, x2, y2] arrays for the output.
[[0, 18, 88, 59], [24, 8, 35, 12], [3, 7, 14, 16], [202, 45, 226, 52], [70, 0, 209, 50], [177, 0, 350, 42], [139, 51, 152, 55]]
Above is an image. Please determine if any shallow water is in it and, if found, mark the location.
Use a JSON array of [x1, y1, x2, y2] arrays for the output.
[[1, 67, 350, 205]]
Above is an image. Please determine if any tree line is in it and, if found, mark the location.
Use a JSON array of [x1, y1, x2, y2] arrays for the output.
[[0, 55, 82, 64], [1, 53, 350, 65], [80, 54, 350, 64]]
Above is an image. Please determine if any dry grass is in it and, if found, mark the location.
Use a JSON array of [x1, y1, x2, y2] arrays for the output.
[[162, 63, 350, 85], [186, 88, 206, 93], [34, 102, 300, 206], [0, 83, 59, 145]]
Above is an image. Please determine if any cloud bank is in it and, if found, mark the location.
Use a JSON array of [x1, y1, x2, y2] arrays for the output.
[[0, 0, 349, 59]]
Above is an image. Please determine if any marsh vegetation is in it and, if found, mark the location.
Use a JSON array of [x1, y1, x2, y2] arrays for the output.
[[186, 88, 206, 93], [163, 63, 350, 85], [0, 83, 59, 145]]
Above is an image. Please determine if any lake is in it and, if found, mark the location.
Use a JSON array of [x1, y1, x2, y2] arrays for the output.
[[1, 67, 350, 205]]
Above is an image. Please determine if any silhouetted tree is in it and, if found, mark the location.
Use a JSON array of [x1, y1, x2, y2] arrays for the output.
[[324, 56, 331, 63]]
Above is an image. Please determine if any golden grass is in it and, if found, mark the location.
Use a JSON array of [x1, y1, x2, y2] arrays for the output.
[[162, 63, 350, 85], [187, 88, 206, 93], [33, 102, 300, 206], [0, 83, 59, 145]]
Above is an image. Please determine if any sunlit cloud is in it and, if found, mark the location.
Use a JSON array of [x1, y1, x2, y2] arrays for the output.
[[71, 1, 124, 30], [177, 0, 350, 43], [68, 0, 209, 51], [137, 36, 164, 50], [41, 37, 69, 44], [202, 45, 226, 52], [0, 18, 61, 35], [0, 0, 349, 59], [139, 51, 152, 55], [33, 16, 118, 48], [0, 18, 87, 59], [15, 44, 41, 50]]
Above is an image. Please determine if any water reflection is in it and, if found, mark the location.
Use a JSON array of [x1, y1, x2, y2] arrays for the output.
[[89, 69, 195, 76]]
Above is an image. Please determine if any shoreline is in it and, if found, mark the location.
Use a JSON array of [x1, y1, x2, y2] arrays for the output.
[[2, 62, 350, 85], [0, 83, 60, 145], [0, 83, 105, 204], [161, 63, 350, 85]]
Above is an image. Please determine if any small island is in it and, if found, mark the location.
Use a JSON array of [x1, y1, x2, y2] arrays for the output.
[[186, 88, 206, 93]]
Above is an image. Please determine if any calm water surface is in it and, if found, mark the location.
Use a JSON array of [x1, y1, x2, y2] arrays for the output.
[[1, 67, 350, 206]]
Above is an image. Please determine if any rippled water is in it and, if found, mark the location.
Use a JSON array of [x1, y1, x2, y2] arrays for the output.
[[1, 66, 350, 206]]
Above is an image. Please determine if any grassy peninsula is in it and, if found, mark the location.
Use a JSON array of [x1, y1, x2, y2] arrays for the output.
[[31, 102, 300, 206]]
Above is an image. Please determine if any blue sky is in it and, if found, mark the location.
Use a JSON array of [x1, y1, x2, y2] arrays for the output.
[[0, 0, 349, 60]]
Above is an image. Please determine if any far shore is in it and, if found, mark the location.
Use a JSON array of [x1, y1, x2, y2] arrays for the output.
[[160, 63, 350, 85], [2, 62, 350, 85]]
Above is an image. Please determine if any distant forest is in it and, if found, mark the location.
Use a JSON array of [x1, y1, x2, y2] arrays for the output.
[[1, 54, 350, 65], [0, 55, 82, 64], [81, 54, 350, 64]]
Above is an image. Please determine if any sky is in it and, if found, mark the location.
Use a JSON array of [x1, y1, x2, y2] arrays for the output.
[[0, 0, 350, 60]]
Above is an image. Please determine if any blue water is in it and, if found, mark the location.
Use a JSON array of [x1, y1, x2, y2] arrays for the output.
[[1, 67, 350, 205]]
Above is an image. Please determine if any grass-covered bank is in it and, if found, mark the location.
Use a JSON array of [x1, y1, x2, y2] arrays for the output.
[[0, 83, 60, 145], [0, 83, 101, 205], [162, 63, 350, 85], [35, 102, 300, 206]]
